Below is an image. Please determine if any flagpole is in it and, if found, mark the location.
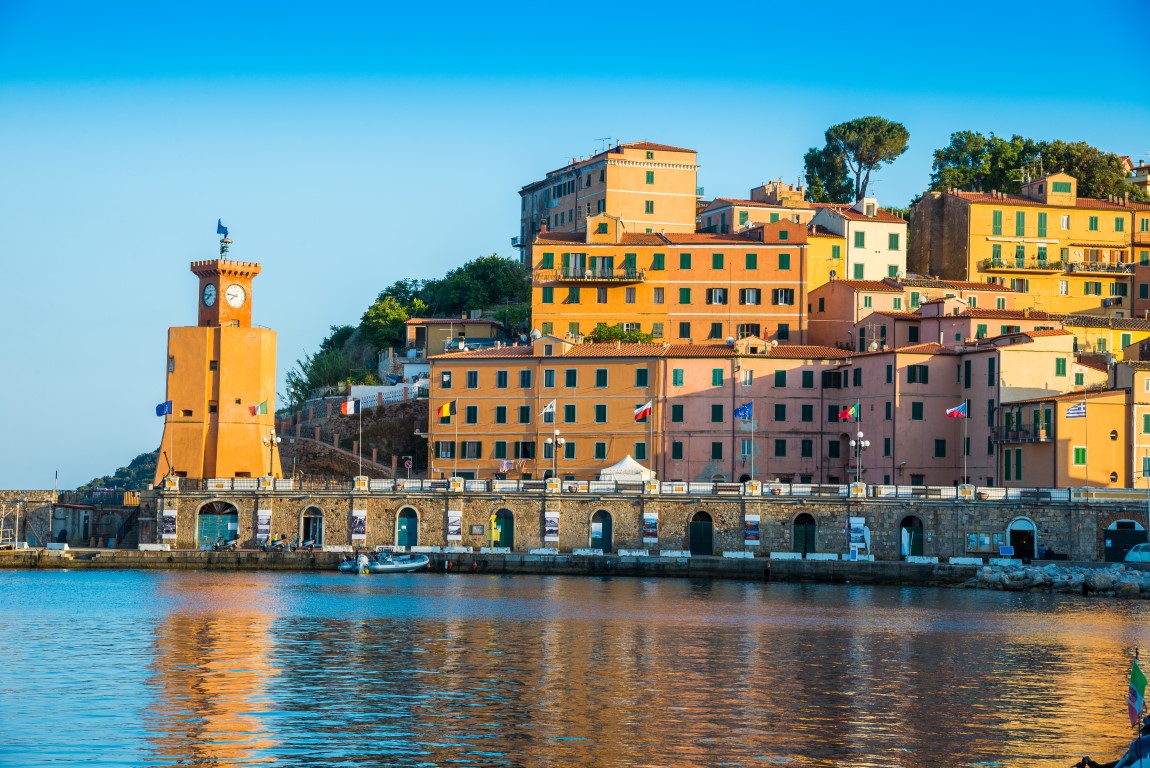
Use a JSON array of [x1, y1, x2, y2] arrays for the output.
[[750, 403, 755, 481], [454, 407, 459, 478], [1084, 393, 1089, 489], [358, 400, 363, 477], [963, 403, 968, 485]]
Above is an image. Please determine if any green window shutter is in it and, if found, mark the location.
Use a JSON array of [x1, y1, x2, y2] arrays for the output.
[[829, 244, 840, 260], [1055, 358, 1066, 376], [853, 263, 864, 279], [645, 170, 654, 184], [1053, 181, 1071, 193], [712, 252, 724, 269], [652, 252, 664, 270], [1116, 217, 1125, 233], [801, 404, 813, 422], [992, 210, 1002, 235], [1037, 212, 1047, 237], [992, 243, 1001, 261], [564, 404, 576, 423], [779, 253, 790, 270], [1015, 210, 1025, 236], [802, 371, 814, 388], [1015, 449, 1022, 480], [679, 287, 691, 304], [712, 368, 723, 386], [774, 403, 786, 421], [1122, 333, 1132, 349], [854, 231, 865, 248], [680, 252, 691, 270], [1089, 216, 1099, 231], [774, 370, 786, 387], [541, 287, 553, 304], [671, 404, 684, 423], [769, 213, 779, 223], [644, 200, 654, 214], [746, 252, 757, 269], [672, 368, 684, 386], [671, 441, 683, 460], [1143, 413, 1150, 434], [863, 296, 872, 309], [711, 404, 724, 422], [911, 402, 923, 420], [888, 233, 899, 250], [541, 252, 554, 268], [623, 253, 636, 271]]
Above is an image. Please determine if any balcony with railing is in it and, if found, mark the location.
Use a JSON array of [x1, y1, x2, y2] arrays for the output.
[[990, 422, 1054, 444], [980, 258, 1063, 272], [535, 267, 646, 283], [1064, 260, 1133, 275]]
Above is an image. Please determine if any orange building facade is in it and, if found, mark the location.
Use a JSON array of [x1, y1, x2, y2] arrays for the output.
[[531, 214, 809, 345], [154, 257, 281, 484]]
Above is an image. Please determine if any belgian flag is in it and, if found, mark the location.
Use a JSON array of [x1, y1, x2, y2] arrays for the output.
[[437, 400, 458, 418]]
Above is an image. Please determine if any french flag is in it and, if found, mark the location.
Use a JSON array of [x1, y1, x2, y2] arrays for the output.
[[946, 402, 968, 419], [341, 398, 360, 415], [634, 401, 653, 422]]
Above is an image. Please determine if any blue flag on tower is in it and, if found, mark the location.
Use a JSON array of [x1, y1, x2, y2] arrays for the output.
[[733, 402, 753, 420], [156, 400, 173, 417], [216, 219, 228, 237]]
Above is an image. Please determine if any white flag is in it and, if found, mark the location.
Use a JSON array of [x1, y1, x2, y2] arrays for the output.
[[541, 399, 556, 416]]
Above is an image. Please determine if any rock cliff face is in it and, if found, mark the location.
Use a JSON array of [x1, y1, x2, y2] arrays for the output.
[[965, 563, 1150, 598], [278, 397, 429, 480]]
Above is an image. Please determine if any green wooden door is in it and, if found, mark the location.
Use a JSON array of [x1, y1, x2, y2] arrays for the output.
[[397, 509, 418, 548], [793, 514, 816, 557], [688, 513, 713, 555], [494, 509, 514, 549], [198, 513, 237, 547]]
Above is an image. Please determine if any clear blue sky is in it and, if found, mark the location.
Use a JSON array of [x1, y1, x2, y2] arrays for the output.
[[1, 0, 1147, 489]]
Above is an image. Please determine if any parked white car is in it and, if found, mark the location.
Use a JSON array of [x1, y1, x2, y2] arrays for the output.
[[1124, 543, 1150, 563]]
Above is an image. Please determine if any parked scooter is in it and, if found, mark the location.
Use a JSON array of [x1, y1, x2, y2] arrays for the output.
[[212, 536, 238, 552], [260, 534, 288, 553], [286, 535, 316, 553]]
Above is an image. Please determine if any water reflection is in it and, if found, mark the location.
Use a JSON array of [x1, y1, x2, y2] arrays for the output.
[[0, 571, 1148, 768]]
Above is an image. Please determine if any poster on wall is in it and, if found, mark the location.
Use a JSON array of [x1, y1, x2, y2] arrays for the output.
[[351, 509, 366, 540], [849, 516, 868, 552], [591, 521, 603, 538], [162, 510, 177, 540], [544, 511, 559, 543], [447, 509, 462, 541], [743, 514, 761, 546], [642, 512, 658, 544], [257, 509, 271, 541]]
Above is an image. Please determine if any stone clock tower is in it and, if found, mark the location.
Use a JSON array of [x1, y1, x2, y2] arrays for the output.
[[154, 230, 282, 484]]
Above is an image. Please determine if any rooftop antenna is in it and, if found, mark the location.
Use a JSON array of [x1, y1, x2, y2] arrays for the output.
[[217, 218, 232, 258], [595, 137, 612, 153]]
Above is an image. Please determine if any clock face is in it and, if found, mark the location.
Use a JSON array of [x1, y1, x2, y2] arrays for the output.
[[202, 283, 217, 307], [224, 283, 246, 308]]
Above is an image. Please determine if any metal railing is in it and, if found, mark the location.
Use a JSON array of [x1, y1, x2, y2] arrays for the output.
[[535, 268, 646, 282], [991, 423, 1053, 443], [980, 258, 1063, 271], [1065, 261, 1133, 274]]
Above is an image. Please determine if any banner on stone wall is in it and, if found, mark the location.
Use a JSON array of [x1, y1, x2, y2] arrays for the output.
[[849, 516, 867, 552], [447, 509, 462, 541], [642, 512, 658, 544], [351, 509, 366, 540], [544, 511, 559, 543], [743, 514, 761, 546], [161, 510, 177, 540], [256, 509, 271, 541]]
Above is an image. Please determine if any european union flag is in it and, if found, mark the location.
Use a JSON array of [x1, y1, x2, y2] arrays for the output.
[[216, 219, 228, 237], [733, 402, 753, 420], [156, 400, 173, 417]]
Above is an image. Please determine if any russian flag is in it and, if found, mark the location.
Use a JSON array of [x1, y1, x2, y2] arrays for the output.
[[341, 398, 360, 416], [946, 402, 968, 419], [634, 401, 653, 422]]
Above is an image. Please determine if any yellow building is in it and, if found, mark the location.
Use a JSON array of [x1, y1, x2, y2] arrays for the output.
[[697, 180, 816, 234], [154, 246, 281, 484], [805, 225, 847, 292], [909, 172, 1150, 315], [517, 141, 699, 261], [531, 213, 808, 344]]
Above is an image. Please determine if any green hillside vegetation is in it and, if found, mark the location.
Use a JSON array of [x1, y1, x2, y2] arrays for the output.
[[78, 450, 159, 491]]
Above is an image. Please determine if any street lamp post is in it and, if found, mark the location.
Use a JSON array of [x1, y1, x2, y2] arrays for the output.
[[262, 429, 282, 477], [544, 429, 565, 480], [849, 430, 871, 484]]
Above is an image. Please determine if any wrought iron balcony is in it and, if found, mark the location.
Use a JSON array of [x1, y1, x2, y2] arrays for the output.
[[1065, 260, 1133, 274], [534, 268, 646, 283], [991, 423, 1054, 444], [980, 258, 1063, 272]]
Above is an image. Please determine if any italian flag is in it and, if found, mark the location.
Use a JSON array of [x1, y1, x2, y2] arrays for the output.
[[1129, 657, 1147, 727], [248, 400, 268, 416]]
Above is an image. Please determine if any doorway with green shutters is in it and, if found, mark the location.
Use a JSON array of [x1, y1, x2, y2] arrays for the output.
[[688, 511, 713, 555], [793, 513, 817, 557], [900, 515, 924, 558], [492, 508, 514, 549], [591, 509, 613, 553], [397, 507, 419, 548], [197, 500, 239, 548]]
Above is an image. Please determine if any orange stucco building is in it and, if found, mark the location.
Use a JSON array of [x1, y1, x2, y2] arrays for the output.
[[154, 255, 281, 484]]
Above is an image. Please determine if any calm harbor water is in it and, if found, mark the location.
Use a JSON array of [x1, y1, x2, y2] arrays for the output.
[[1, 570, 1148, 768]]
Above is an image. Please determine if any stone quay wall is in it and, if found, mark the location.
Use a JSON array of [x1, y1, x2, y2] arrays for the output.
[[144, 487, 1149, 562]]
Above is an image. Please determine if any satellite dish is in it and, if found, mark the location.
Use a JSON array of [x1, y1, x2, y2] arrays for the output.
[[770, 340, 779, 347], [868, 341, 879, 352], [725, 336, 735, 346], [530, 328, 541, 340]]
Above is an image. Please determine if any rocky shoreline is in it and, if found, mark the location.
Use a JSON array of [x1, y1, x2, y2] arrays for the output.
[[964, 563, 1150, 598]]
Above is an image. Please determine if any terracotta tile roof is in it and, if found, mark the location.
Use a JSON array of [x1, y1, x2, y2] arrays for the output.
[[944, 280, 1015, 292], [706, 197, 809, 211], [1077, 355, 1110, 372], [619, 141, 695, 153], [868, 311, 922, 320], [813, 203, 907, 224], [562, 343, 674, 358], [405, 317, 501, 326], [960, 308, 1057, 320], [1019, 328, 1072, 338], [533, 232, 588, 245], [1121, 361, 1150, 371], [534, 228, 804, 247], [763, 345, 854, 360], [429, 346, 533, 359], [947, 190, 1150, 211], [890, 342, 950, 355], [807, 224, 842, 238], [1054, 315, 1150, 331], [831, 279, 904, 292]]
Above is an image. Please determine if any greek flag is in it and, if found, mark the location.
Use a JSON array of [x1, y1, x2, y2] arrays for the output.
[[733, 402, 753, 420], [1066, 401, 1086, 418]]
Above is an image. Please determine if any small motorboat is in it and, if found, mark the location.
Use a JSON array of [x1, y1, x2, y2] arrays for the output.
[[337, 551, 430, 574]]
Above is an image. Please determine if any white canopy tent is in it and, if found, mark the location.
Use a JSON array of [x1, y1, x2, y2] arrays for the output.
[[597, 454, 656, 482]]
